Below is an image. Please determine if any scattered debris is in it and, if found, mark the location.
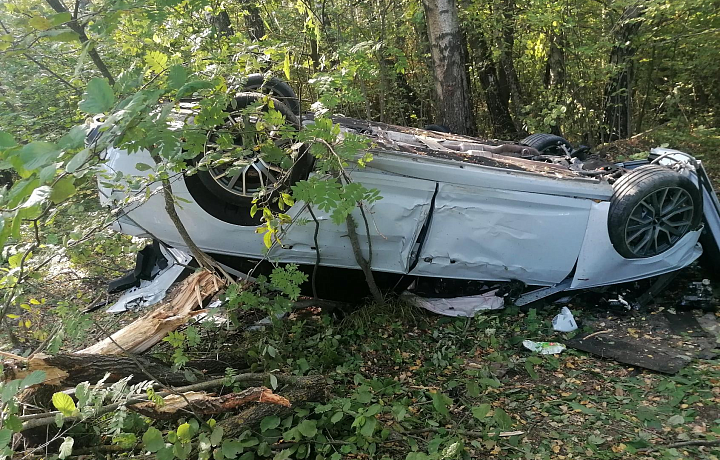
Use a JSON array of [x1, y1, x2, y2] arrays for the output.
[[679, 279, 715, 310], [552, 307, 578, 332], [522, 340, 566, 354], [567, 333, 692, 374], [107, 247, 192, 313], [401, 290, 504, 317], [80, 270, 223, 355]]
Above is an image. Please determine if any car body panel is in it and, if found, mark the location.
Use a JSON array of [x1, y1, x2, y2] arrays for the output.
[[409, 182, 593, 285], [570, 201, 702, 289]]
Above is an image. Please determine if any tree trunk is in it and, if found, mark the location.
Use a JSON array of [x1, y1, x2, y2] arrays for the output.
[[206, 10, 234, 38], [544, 32, 566, 136], [3, 353, 199, 387], [245, 2, 265, 40], [600, 5, 644, 142], [497, 0, 525, 135], [422, 0, 475, 135], [468, 31, 516, 138]]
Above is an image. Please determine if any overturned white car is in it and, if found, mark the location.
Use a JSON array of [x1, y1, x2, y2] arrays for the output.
[[95, 79, 720, 303]]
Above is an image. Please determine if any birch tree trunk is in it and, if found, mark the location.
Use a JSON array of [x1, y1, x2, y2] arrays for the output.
[[422, 0, 475, 135]]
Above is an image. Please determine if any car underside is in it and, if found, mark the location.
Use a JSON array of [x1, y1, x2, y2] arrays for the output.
[[94, 80, 720, 305]]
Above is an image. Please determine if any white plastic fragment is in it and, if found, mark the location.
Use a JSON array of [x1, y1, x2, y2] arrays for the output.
[[522, 340, 566, 354], [552, 307, 578, 332], [401, 290, 504, 317], [106, 247, 192, 313]]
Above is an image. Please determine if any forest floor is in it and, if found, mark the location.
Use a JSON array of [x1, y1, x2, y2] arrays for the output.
[[2, 125, 720, 459]]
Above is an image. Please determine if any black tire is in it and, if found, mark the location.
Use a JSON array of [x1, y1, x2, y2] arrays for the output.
[[608, 165, 702, 258], [243, 74, 301, 116], [184, 92, 312, 224], [521, 133, 572, 156]]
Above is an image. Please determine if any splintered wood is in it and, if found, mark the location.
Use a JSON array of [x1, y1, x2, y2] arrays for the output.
[[130, 387, 290, 419], [78, 270, 223, 355]]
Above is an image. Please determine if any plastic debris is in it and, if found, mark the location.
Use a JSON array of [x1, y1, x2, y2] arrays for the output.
[[401, 290, 504, 317], [522, 340, 566, 354], [552, 307, 578, 332]]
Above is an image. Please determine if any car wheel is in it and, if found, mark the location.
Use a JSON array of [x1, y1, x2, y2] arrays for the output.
[[608, 165, 702, 258], [184, 92, 312, 225], [521, 133, 572, 156], [243, 73, 301, 116]]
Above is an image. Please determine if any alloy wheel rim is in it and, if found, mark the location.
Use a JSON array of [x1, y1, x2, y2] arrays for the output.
[[624, 186, 694, 257]]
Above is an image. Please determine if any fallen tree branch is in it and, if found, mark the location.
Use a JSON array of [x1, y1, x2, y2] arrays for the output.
[[18, 373, 319, 430], [131, 387, 289, 419], [638, 438, 720, 452], [77, 270, 223, 355], [2, 353, 200, 387]]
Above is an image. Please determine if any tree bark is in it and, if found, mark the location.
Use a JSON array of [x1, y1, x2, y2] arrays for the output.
[[244, 2, 265, 40], [421, 0, 475, 135], [219, 376, 327, 438], [44, 0, 115, 85], [544, 32, 566, 136], [131, 387, 289, 420], [2, 353, 199, 387], [600, 4, 644, 142], [468, 31, 516, 137], [206, 10, 234, 38], [497, 0, 525, 135]]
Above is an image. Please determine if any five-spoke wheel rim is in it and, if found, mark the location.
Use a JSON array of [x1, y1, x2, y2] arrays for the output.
[[204, 114, 287, 198], [624, 186, 695, 257]]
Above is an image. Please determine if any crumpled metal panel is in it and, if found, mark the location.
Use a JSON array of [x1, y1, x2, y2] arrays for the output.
[[99, 145, 435, 273], [571, 201, 702, 289], [270, 169, 435, 273], [410, 183, 592, 285]]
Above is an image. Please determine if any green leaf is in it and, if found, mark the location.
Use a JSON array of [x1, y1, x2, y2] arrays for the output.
[[51, 12, 72, 26], [283, 51, 291, 80], [297, 419, 317, 438], [66, 149, 90, 173], [168, 65, 187, 90], [176, 81, 214, 99], [50, 177, 76, 204], [472, 404, 492, 420], [177, 423, 193, 441], [44, 29, 80, 42], [493, 408, 512, 430], [0, 131, 17, 149], [359, 417, 376, 438], [20, 370, 45, 388], [210, 426, 223, 447], [0, 429, 11, 449], [79, 78, 115, 114], [52, 392, 76, 416], [260, 415, 280, 432], [668, 414, 684, 426], [143, 427, 165, 453], [145, 51, 169, 74], [157, 446, 175, 460], [221, 440, 243, 459], [330, 411, 344, 424], [4, 414, 22, 432], [29, 16, 52, 30], [135, 163, 153, 171], [58, 437, 74, 459], [431, 391, 450, 417], [18, 142, 61, 171], [58, 125, 88, 151]]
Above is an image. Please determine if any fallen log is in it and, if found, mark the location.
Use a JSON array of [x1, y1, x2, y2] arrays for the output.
[[130, 387, 290, 420], [78, 270, 223, 355], [219, 375, 328, 438], [2, 353, 201, 387]]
